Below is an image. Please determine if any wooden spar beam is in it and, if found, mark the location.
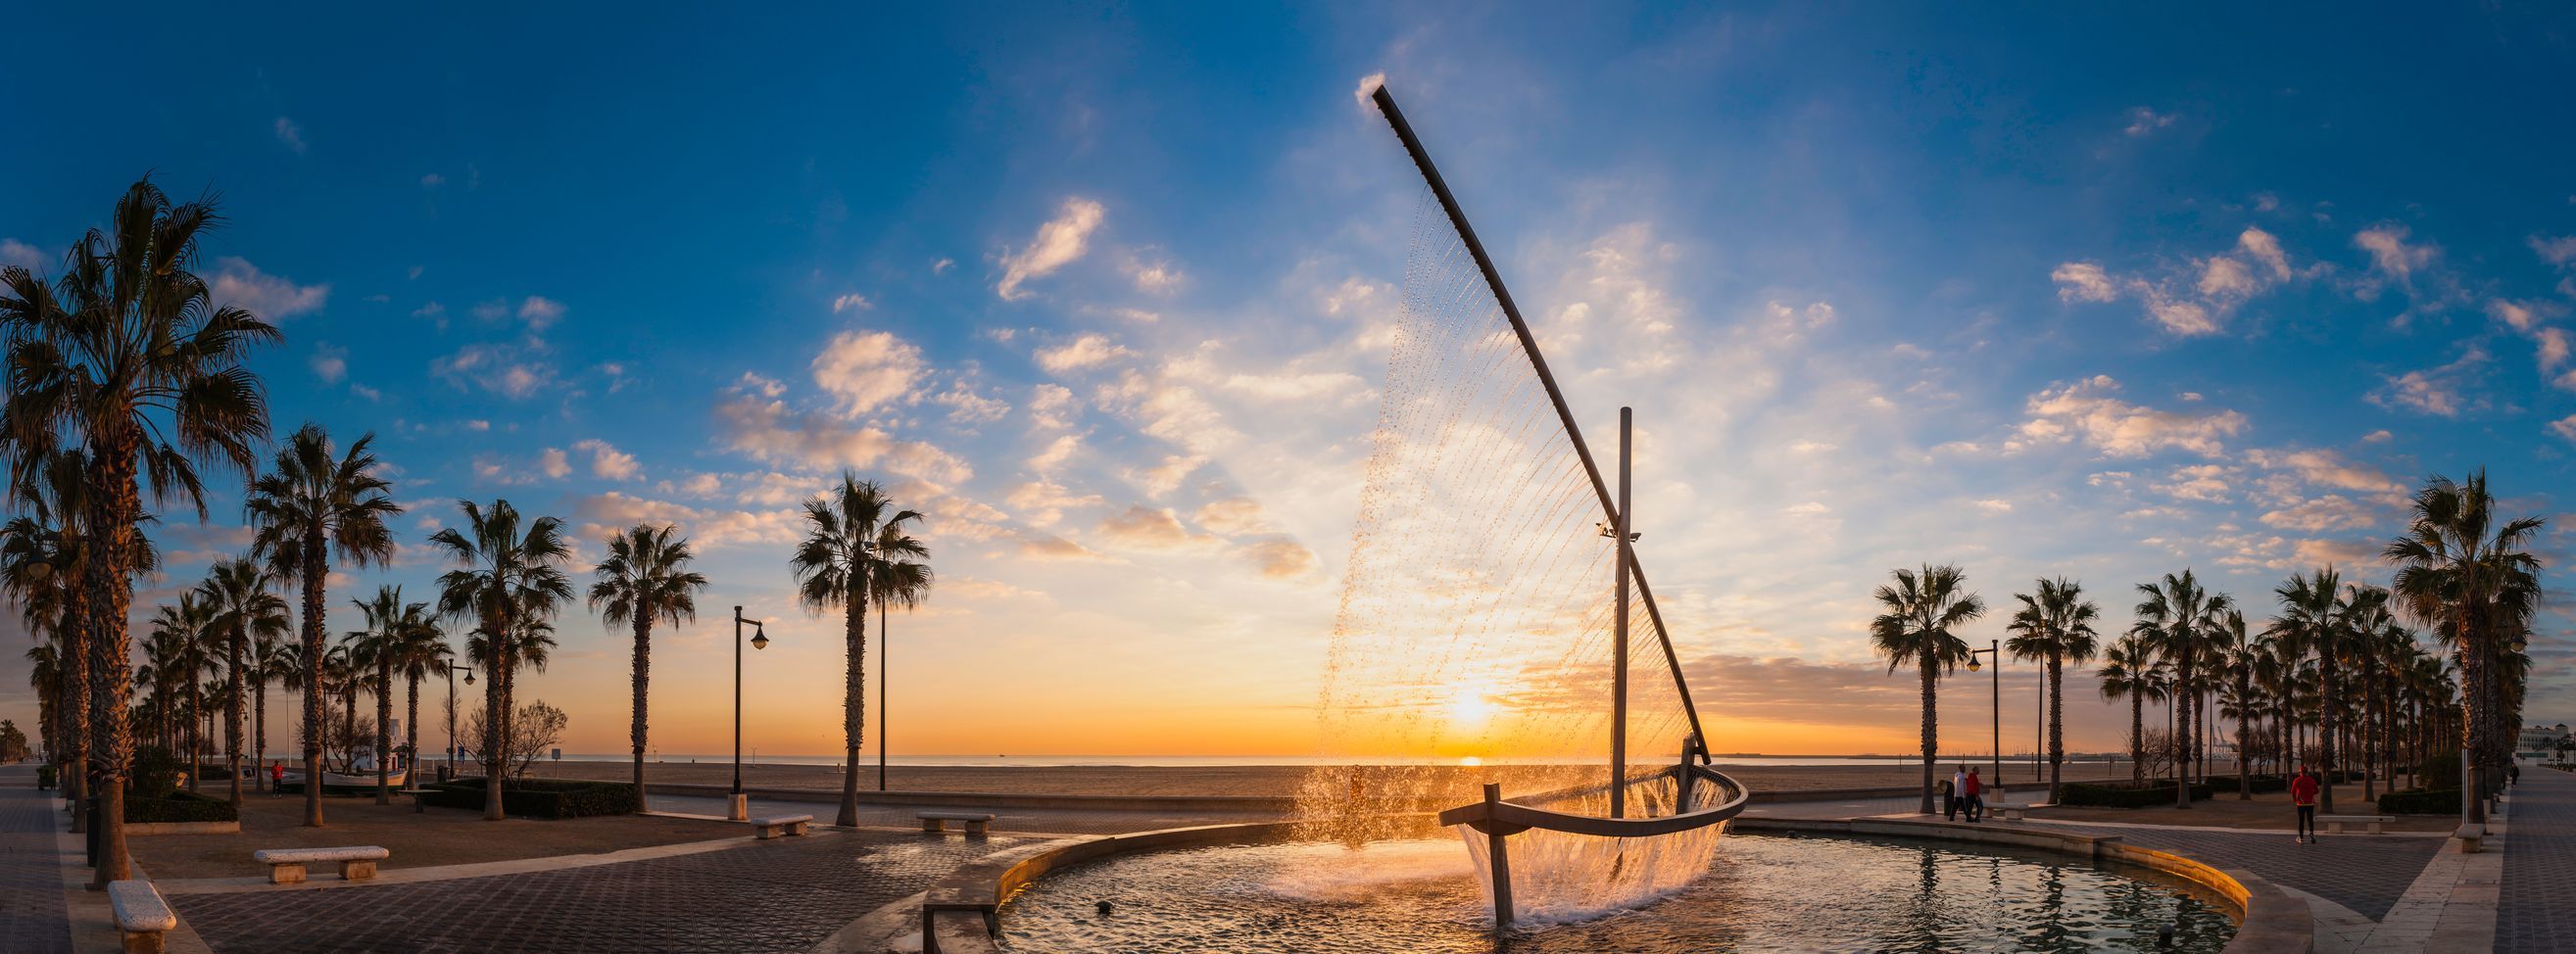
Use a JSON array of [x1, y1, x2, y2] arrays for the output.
[[1368, 83, 1710, 760], [1482, 783, 1515, 931], [1613, 407, 1631, 818]]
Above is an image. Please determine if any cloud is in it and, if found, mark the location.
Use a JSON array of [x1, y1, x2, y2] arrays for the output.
[[2366, 348, 2486, 418], [573, 439, 641, 481], [1124, 253, 1184, 294], [2259, 495, 2379, 533], [420, 173, 445, 188], [212, 257, 329, 320], [2550, 413, 2576, 444], [2050, 227, 2298, 336], [1141, 454, 1206, 498], [2011, 376, 2248, 457], [2051, 262, 2118, 303], [810, 330, 927, 415], [996, 197, 1105, 300], [1036, 333, 1133, 373], [309, 344, 348, 383], [273, 117, 307, 154], [1018, 534, 1113, 563], [571, 492, 802, 550], [431, 344, 555, 399], [833, 294, 872, 313], [1096, 504, 1210, 550], [518, 296, 566, 329], [0, 239, 43, 269], [932, 384, 1010, 424], [2122, 107, 2177, 137], [1006, 480, 1102, 528], [1972, 499, 2013, 513], [2154, 464, 2231, 502], [2242, 448, 2405, 499], [1352, 72, 1386, 106], [1239, 538, 1318, 579], [1193, 497, 1270, 535], [1025, 433, 1082, 473], [2354, 225, 2435, 287], [713, 391, 972, 484], [540, 448, 572, 479], [1028, 384, 1078, 429]]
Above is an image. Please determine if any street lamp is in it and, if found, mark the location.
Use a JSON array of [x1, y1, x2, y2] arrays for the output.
[[443, 663, 474, 779], [732, 606, 770, 821], [1966, 640, 2001, 797]]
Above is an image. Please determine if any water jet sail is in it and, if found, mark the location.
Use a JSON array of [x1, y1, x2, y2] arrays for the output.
[[1295, 83, 1745, 925]]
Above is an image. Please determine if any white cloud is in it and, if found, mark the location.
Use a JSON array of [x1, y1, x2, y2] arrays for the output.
[[518, 296, 566, 329], [1141, 454, 1205, 497], [2155, 464, 2232, 502], [1972, 499, 2014, 513], [2259, 496, 2379, 533], [573, 439, 641, 481], [2051, 262, 2118, 303], [2052, 227, 2296, 336], [932, 384, 1010, 424], [2487, 298, 2542, 332], [431, 344, 555, 399], [713, 391, 972, 484], [273, 117, 307, 154], [2013, 376, 2248, 457], [1036, 333, 1133, 373], [2354, 225, 2434, 286], [1239, 537, 1318, 580], [1097, 504, 1212, 550], [571, 492, 802, 550], [996, 197, 1105, 300], [1353, 72, 1386, 107], [1124, 253, 1184, 294], [0, 239, 43, 269], [1018, 534, 1114, 563], [2550, 413, 2576, 444], [212, 257, 329, 320], [1192, 497, 1269, 535], [810, 330, 927, 415], [540, 448, 572, 479], [2367, 348, 2486, 418], [2532, 234, 2576, 268], [1028, 384, 1078, 430], [1006, 480, 1102, 528], [833, 294, 872, 313], [2122, 107, 2177, 137], [1026, 433, 1081, 473], [420, 173, 445, 188], [309, 344, 348, 383]]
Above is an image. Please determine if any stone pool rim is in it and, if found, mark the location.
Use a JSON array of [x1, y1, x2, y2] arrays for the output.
[[915, 815, 2312, 954]]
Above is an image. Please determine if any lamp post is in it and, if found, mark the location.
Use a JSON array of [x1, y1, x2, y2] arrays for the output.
[[442, 663, 473, 779], [1966, 640, 2001, 796], [732, 606, 769, 821]]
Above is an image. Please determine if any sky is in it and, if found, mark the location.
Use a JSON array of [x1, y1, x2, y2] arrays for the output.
[[4, 4, 2576, 761]]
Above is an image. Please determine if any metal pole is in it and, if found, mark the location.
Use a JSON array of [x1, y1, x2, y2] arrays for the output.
[[1483, 783, 1514, 931], [879, 610, 887, 791], [1370, 85, 1708, 757], [1990, 640, 2002, 789], [733, 606, 743, 797], [444, 667, 454, 777], [1612, 408, 1632, 818]]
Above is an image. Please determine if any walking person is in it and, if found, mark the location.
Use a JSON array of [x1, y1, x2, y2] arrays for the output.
[[1964, 767, 1984, 823], [2290, 766, 2319, 843], [268, 760, 285, 798], [1937, 775, 1957, 821], [1951, 766, 1970, 822]]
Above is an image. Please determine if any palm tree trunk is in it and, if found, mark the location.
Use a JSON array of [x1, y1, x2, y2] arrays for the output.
[[84, 437, 141, 886], [483, 607, 508, 821], [2046, 652, 2064, 803], [631, 615, 651, 808], [2319, 652, 2339, 816], [226, 632, 245, 806], [61, 585, 89, 835], [2129, 692, 2144, 782], [405, 672, 421, 796], [1917, 648, 1937, 815], [2174, 652, 2193, 809], [253, 678, 267, 791], [838, 593, 867, 828], [2236, 674, 2253, 800], [374, 662, 393, 805], [299, 530, 328, 828]]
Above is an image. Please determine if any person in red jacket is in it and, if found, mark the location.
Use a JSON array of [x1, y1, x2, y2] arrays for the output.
[[2289, 767, 2320, 843], [1963, 767, 1984, 823]]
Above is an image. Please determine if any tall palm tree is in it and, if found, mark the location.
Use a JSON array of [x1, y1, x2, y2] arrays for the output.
[[199, 557, 287, 806], [2133, 570, 2229, 807], [245, 423, 401, 827], [2383, 471, 2544, 824], [587, 524, 707, 805], [0, 178, 279, 883], [388, 611, 450, 791], [465, 612, 558, 777], [867, 521, 933, 791], [146, 595, 217, 788], [2004, 577, 2099, 802], [345, 586, 429, 804], [249, 630, 293, 785], [2098, 634, 2167, 781], [2270, 567, 2344, 813], [1868, 563, 1983, 815], [2206, 610, 2260, 800], [429, 500, 573, 820], [791, 475, 924, 827]]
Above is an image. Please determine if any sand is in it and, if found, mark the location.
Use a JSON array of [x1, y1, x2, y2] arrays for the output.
[[513, 758, 2148, 798]]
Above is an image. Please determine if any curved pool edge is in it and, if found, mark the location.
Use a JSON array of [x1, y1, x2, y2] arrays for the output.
[[916, 815, 2312, 954]]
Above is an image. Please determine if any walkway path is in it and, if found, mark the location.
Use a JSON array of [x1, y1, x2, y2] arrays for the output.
[[0, 765, 73, 954], [2499, 768, 2575, 952]]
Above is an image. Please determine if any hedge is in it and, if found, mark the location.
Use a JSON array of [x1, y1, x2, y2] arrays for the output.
[[2378, 787, 2461, 815], [418, 778, 640, 818], [2059, 779, 2213, 808], [125, 788, 239, 824], [36, 764, 55, 788], [2208, 774, 2288, 794]]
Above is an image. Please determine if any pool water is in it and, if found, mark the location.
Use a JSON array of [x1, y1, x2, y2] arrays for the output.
[[999, 833, 2238, 952]]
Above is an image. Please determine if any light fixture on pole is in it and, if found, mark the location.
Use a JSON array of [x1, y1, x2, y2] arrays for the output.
[[443, 663, 473, 779], [1967, 640, 2001, 797], [732, 606, 769, 821]]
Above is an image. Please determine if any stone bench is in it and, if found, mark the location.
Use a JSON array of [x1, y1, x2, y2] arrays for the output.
[[109, 880, 176, 954], [919, 811, 995, 835], [1993, 802, 2038, 822], [253, 845, 389, 883], [2320, 814, 2394, 835], [2454, 824, 2485, 853], [752, 814, 812, 839]]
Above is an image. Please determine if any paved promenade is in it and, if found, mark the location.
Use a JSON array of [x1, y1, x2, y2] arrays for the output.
[[2499, 767, 2574, 952], [0, 765, 72, 954]]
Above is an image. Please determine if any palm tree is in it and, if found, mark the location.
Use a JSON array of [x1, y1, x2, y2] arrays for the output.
[[429, 500, 573, 820], [791, 475, 924, 827], [245, 423, 401, 827], [1868, 563, 1983, 815], [0, 178, 280, 883], [2133, 570, 2230, 807], [345, 586, 429, 804], [867, 521, 933, 791], [2098, 635, 2167, 781], [199, 557, 287, 806], [2270, 568, 2343, 813], [2004, 577, 2099, 803], [466, 613, 558, 777], [2207, 610, 2260, 800], [146, 596, 217, 788], [249, 630, 294, 786], [588, 524, 707, 806], [24, 641, 60, 772], [2384, 471, 2544, 824], [388, 611, 450, 792]]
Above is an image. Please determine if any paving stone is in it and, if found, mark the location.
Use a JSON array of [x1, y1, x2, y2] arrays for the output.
[[2040, 822, 2441, 921], [2499, 768, 2576, 953], [0, 765, 73, 954]]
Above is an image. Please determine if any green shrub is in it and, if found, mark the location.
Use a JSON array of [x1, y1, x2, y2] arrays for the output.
[[128, 746, 182, 800], [125, 788, 239, 824], [2059, 779, 2213, 808], [2208, 774, 2287, 794], [2418, 749, 2462, 789], [2378, 787, 2461, 815], [418, 778, 639, 818], [36, 764, 56, 788]]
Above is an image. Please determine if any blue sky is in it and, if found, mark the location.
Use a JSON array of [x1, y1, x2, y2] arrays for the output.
[[3, 4, 2574, 757]]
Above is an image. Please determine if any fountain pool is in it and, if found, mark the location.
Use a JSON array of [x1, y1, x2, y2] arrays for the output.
[[996, 832, 2238, 953]]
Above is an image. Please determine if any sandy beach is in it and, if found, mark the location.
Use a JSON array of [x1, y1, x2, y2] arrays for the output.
[[514, 758, 2148, 798]]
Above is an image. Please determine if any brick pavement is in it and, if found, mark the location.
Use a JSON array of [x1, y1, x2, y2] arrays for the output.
[[2043, 821, 2441, 922], [2499, 767, 2575, 952], [171, 829, 1031, 953], [0, 765, 72, 954]]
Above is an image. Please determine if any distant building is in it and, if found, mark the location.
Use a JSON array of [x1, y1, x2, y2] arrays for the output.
[[2516, 724, 2571, 761]]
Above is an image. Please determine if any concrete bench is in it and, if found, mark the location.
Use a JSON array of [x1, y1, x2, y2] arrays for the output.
[[1993, 802, 2038, 822], [2320, 814, 2394, 835], [253, 845, 389, 883], [919, 811, 994, 835], [752, 814, 812, 839], [2454, 824, 2485, 853], [109, 880, 176, 954]]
